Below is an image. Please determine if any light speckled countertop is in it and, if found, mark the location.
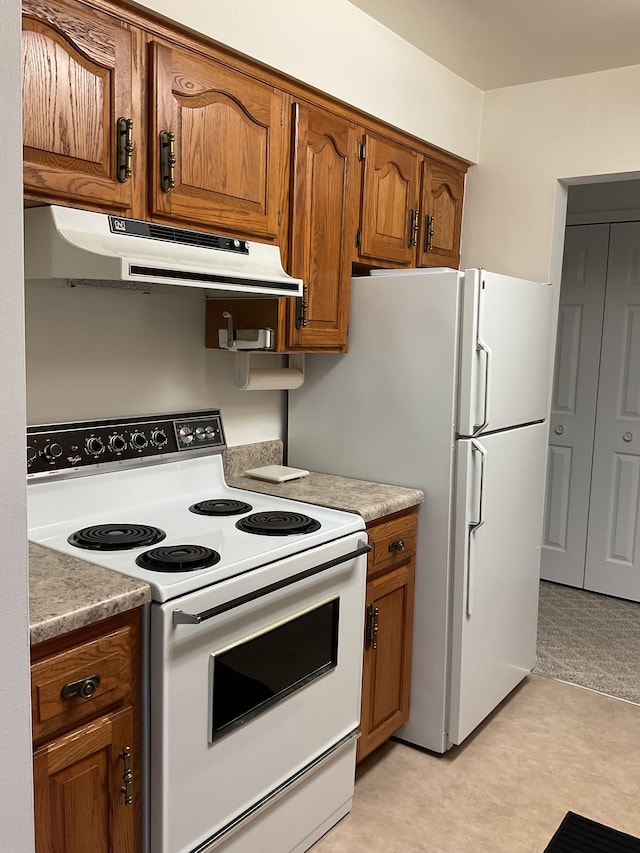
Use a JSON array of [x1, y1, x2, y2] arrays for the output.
[[29, 543, 151, 646], [224, 440, 424, 522], [227, 472, 423, 523], [29, 440, 423, 645]]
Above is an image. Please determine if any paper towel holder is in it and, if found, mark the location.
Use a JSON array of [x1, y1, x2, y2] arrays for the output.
[[234, 352, 305, 391]]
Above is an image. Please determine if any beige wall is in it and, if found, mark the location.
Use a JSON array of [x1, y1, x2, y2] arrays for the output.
[[25, 284, 284, 446], [460, 65, 640, 287], [134, 0, 482, 163]]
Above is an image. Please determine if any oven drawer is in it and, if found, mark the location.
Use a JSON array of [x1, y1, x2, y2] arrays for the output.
[[31, 625, 133, 741], [366, 508, 418, 578]]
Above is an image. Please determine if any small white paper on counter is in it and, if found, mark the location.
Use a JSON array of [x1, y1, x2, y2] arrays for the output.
[[244, 465, 310, 483]]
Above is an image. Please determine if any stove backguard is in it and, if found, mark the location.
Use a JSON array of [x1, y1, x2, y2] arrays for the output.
[[27, 409, 225, 478]]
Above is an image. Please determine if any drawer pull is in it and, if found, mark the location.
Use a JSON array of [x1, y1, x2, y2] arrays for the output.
[[160, 129, 176, 192], [60, 674, 101, 701], [120, 746, 134, 805], [388, 539, 406, 553]]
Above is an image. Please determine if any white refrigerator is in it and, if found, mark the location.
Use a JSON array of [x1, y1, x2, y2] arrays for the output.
[[287, 268, 555, 753]]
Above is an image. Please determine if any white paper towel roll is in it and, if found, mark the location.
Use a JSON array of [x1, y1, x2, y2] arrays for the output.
[[234, 353, 305, 390], [239, 368, 304, 391]]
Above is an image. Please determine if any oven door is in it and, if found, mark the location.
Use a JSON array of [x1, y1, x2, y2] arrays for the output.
[[149, 532, 368, 853]]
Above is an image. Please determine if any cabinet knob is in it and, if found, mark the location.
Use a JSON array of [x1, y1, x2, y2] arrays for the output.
[[389, 538, 406, 553], [60, 674, 101, 700]]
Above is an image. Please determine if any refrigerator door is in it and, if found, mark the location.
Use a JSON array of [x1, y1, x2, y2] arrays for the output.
[[449, 422, 547, 745], [458, 269, 555, 436]]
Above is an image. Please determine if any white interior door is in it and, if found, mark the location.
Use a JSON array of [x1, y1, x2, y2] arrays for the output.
[[541, 225, 609, 585], [449, 423, 547, 745], [584, 222, 640, 600]]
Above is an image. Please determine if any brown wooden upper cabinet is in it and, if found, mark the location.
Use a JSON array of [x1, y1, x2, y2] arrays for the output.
[[357, 132, 420, 267], [285, 102, 360, 351], [149, 42, 286, 241], [417, 158, 465, 268], [22, 0, 139, 213], [206, 101, 360, 353]]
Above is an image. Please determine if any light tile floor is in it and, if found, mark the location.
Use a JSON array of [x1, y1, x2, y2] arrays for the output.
[[313, 582, 640, 852]]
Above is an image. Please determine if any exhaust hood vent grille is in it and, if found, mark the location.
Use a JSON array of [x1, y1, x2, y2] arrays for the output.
[[128, 265, 301, 291]]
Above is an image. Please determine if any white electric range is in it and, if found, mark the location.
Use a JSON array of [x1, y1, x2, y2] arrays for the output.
[[27, 409, 368, 853]]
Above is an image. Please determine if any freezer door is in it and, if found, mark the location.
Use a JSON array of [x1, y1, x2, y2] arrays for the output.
[[448, 422, 547, 746], [458, 269, 555, 436]]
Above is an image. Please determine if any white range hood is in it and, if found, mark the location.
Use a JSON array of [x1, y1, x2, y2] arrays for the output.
[[23, 205, 303, 299]]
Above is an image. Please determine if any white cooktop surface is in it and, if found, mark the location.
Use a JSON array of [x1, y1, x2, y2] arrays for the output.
[[28, 454, 363, 601]]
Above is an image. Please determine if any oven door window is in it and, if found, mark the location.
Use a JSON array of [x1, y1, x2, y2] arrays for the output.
[[209, 597, 340, 742]]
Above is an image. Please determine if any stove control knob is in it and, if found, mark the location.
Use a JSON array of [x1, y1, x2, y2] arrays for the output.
[[130, 431, 148, 450], [85, 436, 105, 456], [178, 426, 194, 445], [27, 446, 37, 464], [195, 427, 206, 440], [151, 429, 168, 448], [44, 442, 63, 461], [108, 434, 127, 453]]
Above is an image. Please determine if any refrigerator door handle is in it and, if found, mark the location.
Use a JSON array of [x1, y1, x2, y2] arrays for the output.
[[473, 338, 491, 435], [467, 439, 486, 616]]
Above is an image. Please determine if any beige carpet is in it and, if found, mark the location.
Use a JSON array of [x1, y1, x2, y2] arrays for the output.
[[534, 581, 640, 703], [312, 676, 640, 852]]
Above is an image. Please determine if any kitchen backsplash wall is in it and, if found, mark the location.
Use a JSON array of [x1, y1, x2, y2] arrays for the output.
[[24, 281, 284, 446]]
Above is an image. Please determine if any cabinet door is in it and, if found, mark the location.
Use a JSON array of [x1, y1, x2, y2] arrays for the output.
[[33, 706, 139, 853], [22, 0, 137, 212], [358, 132, 419, 266], [358, 561, 415, 762], [286, 103, 360, 351], [417, 159, 464, 268], [150, 41, 286, 240]]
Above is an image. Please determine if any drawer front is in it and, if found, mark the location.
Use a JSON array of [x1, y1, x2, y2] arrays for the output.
[[367, 510, 418, 577], [31, 626, 132, 741]]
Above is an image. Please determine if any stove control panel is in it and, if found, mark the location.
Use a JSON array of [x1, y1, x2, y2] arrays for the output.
[[26, 410, 226, 477]]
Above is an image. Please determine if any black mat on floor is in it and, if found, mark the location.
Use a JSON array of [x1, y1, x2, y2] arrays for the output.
[[544, 812, 640, 852]]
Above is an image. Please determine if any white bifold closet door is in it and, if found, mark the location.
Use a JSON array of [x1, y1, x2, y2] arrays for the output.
[[541, 221, 640, 601]]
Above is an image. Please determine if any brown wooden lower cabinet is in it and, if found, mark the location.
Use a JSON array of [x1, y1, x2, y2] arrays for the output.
[[358, 507, 417, 762], [31, 609, 143, 853]]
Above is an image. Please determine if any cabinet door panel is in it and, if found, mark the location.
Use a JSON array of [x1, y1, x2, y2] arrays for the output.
[[150, 42, 285, 240], [22, 0, 135, 211], [34, 707, 138, 853], [418, 159, 464, 268], [358, 559, 414, 762], [359, 132, 419, 266], [287, 103, 359, 351]]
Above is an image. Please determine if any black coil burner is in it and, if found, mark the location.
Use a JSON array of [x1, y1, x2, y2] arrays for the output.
[[135, 544, 221, 572], [189, 499, 253, 516], [236, 511, 321, 537], [68, 524, 166, 551]]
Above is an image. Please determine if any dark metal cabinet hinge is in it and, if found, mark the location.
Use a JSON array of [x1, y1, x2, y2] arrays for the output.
[[355, 228, 362, 248]]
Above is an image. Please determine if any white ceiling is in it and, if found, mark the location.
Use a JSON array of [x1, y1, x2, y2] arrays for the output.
[[348, 0, 640, 90]]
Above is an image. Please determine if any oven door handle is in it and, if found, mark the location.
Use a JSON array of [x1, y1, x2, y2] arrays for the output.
[[172, 540, 371, 626]]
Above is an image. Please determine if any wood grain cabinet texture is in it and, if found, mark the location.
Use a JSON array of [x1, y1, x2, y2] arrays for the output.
[[149, 41, 286, 241], [22, 0, 140, 213], [358, 507, 417, 762], [31, 609, 143, 853]]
